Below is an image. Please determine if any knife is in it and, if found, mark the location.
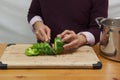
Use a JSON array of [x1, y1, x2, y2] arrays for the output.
[[46, 40, 52, 47]]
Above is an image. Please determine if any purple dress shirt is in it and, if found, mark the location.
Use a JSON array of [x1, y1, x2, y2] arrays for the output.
[[27, 0, 108, 44]]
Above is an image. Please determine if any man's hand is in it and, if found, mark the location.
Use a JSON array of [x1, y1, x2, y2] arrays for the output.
[[57, 30, 87, 50], [33, 21, 51, 42]]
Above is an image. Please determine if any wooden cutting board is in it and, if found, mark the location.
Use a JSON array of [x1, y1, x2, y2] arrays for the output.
[[0, 44, 102, 69]]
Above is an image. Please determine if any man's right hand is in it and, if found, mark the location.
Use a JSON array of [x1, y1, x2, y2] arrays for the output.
[[33, 21, 51, 42]]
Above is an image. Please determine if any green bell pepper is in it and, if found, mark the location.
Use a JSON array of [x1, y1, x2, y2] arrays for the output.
[[25, 37, 64, 56], [25, 47, 40, 56], [54, 37, 64, 54], [40, 42, 55, 55]]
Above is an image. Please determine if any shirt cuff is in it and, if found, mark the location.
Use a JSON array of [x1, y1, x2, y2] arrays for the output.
[[77, 32, 95, 45], [29, 16, 43, 32], [30, 16, 43, 26]]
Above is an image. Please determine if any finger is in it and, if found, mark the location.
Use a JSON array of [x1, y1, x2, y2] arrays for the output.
[[63, 40, 78, 50], [57, 33, 67, 39], [61, 30, 74, 37], [39, 28, 48, 41], [62, 34, 75, 42], [36, 28, 48, 41], [57, 34, 62, 38], [45, 27, 51, 40], [59, 30, 70, 38], [35, 31, 44, 41]]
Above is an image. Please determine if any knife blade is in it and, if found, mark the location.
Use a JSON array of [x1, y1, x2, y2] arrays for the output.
[[46, 40, 52, 47]]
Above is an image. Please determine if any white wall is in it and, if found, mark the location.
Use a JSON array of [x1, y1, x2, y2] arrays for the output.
[[108, 0, 120, 18], [0, 0, 36, 43], [0, 0, 120, 43]]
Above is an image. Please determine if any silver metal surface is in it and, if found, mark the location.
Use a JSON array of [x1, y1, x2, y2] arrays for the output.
[[96, 17, 120, 62]]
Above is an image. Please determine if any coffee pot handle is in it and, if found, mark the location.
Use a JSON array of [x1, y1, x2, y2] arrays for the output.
[[95, 17, 105, 28]]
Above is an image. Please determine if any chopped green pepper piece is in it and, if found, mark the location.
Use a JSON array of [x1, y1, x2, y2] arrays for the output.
[[40, 42, 55, 55], [25, 37, 64, 56], [25, 47, 40, 56], [54, 37, 64, 54]]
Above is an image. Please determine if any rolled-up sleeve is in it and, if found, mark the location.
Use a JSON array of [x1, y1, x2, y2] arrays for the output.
[[27, 0, 42, 23]]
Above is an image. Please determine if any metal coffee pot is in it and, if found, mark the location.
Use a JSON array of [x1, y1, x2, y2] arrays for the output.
[[96, 17, 120, 62]]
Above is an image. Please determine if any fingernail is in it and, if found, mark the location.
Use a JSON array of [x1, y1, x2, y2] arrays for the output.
[[57, 35, 59, 37], [49, 37, 51, 40], [57, 35, 61, 38], [46, 39, 48, 42]]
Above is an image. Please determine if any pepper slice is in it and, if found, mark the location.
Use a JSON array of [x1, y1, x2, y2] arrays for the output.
[[25, 47, 40, 56], [41, 42, 55, 55], [54, 37, 64, 54], [25, 37, 64, 56]]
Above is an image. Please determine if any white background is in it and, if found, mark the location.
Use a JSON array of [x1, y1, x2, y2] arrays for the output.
[[0, 0, 120, 43]]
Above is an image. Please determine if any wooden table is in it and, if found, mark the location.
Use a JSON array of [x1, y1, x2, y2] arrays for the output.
[[0, 44, 120, 80]]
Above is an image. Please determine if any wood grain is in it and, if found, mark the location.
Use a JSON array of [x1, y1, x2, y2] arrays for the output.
[[0, 44, 120, 80], [0, 44, 6, 57], [0, 44, 101, 69]]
